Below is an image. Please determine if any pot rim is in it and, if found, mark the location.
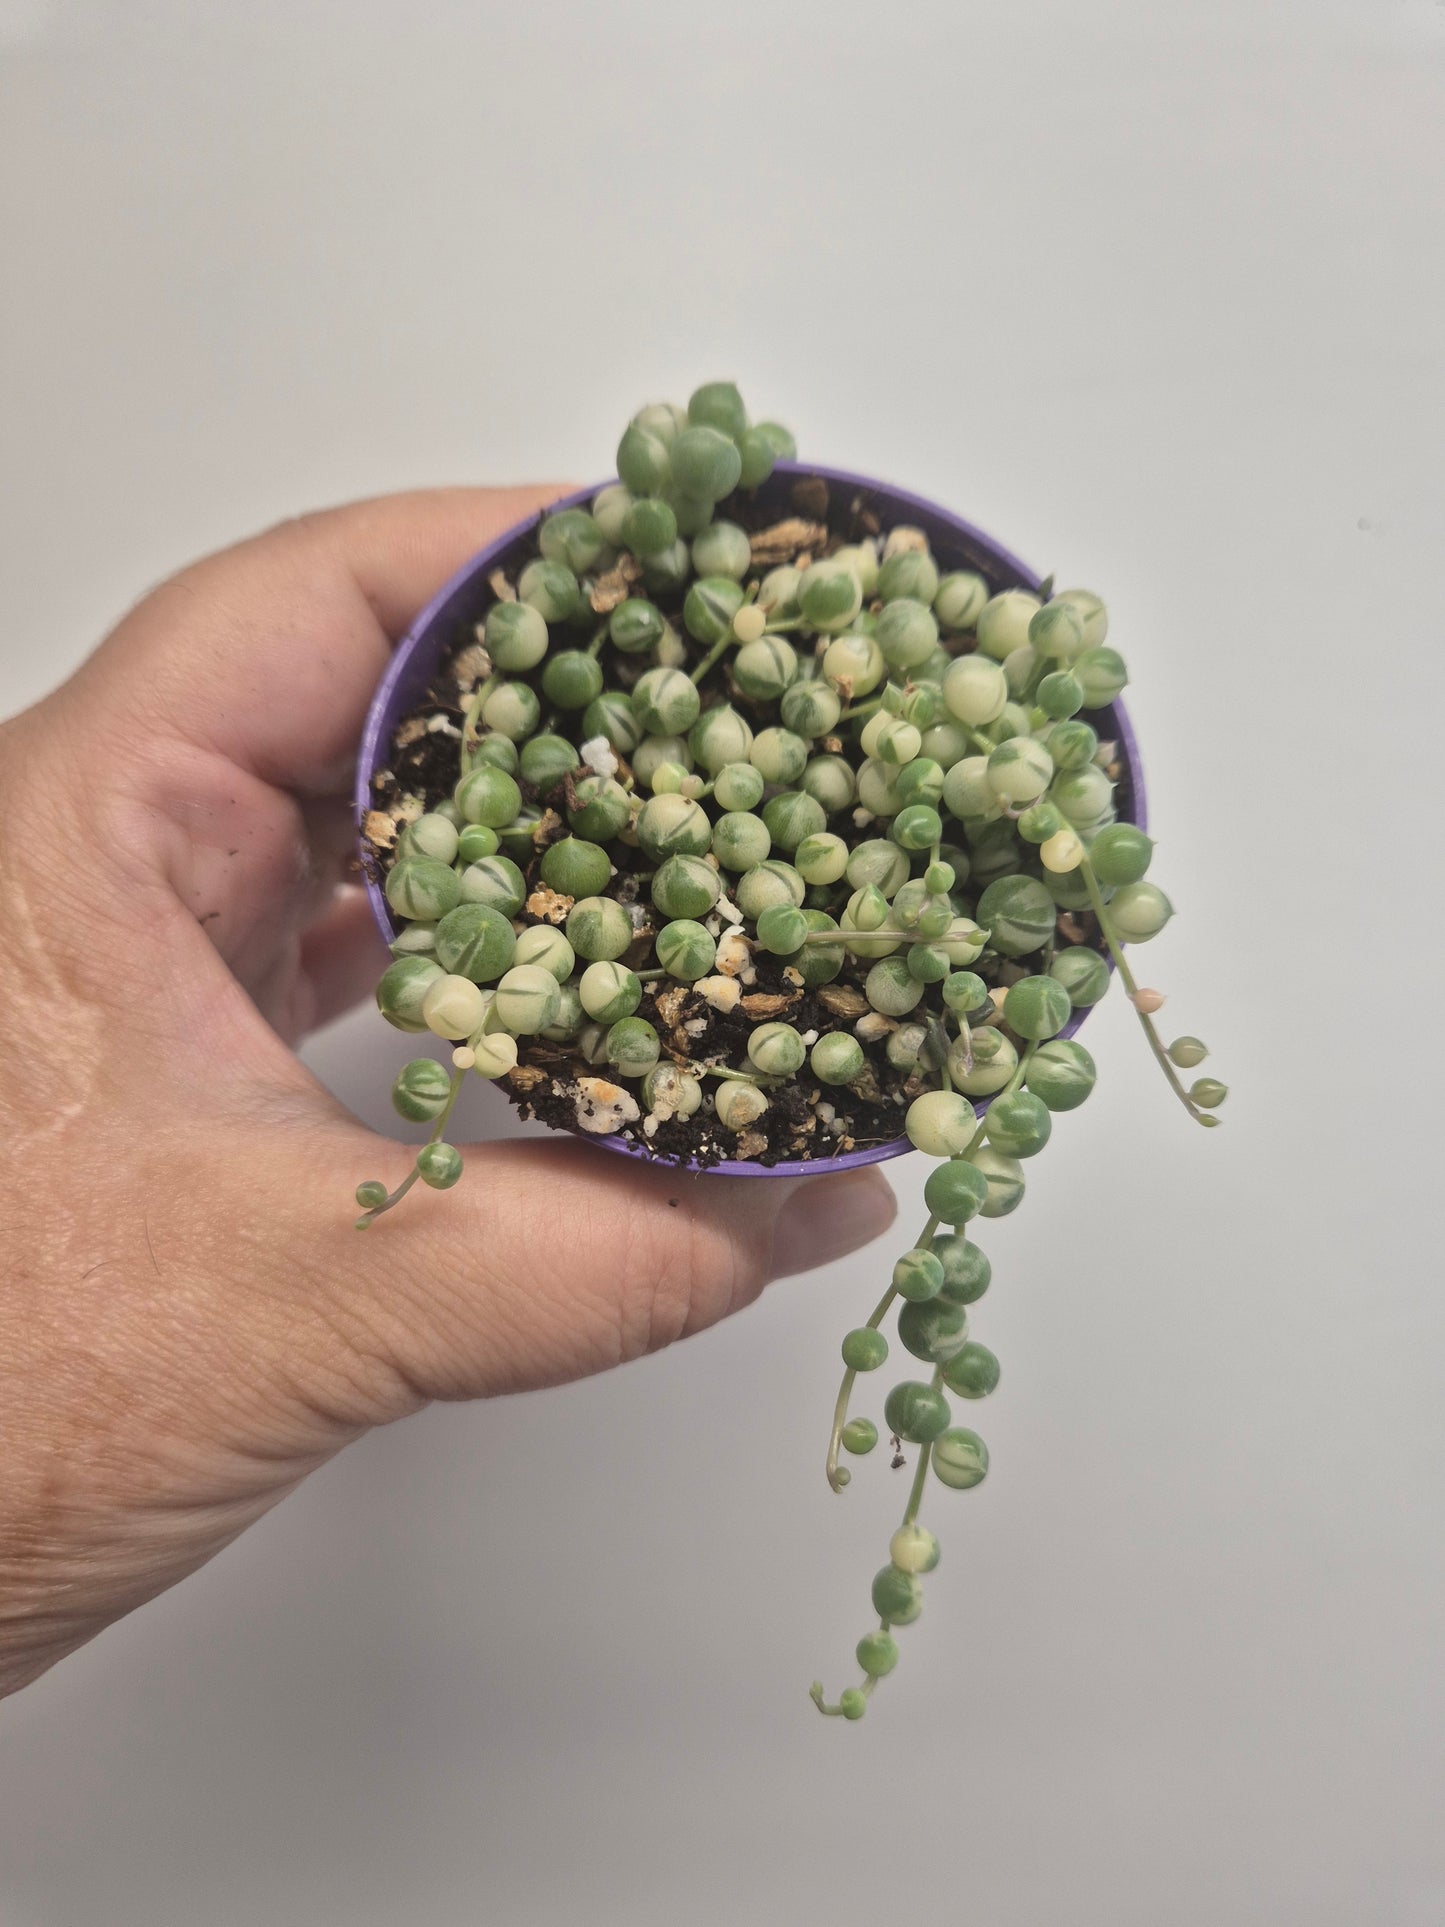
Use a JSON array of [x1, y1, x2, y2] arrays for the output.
[[357, 460, 1145, 1178]]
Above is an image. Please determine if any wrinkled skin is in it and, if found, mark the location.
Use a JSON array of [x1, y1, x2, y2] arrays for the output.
[[0, 489, 896, 1697]]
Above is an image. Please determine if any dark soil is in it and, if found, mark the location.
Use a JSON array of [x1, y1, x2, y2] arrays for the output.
[[503, 946, 923, 1168]]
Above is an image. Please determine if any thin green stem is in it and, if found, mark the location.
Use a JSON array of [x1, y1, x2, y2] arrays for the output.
[[355, 1166, 422, 1229], [955, 1015, 974, 1075], [825, 1374, 860, 1496], [1078, 852, 1212, 1125], [355, 1068, 467, 1230], [815, 1357, 946, 1712], [809, 1662, 887, 1716], [688, 632, 737, 686], [811, 1039, 1044, 1717], [902, 1439, 934, 1528], [803, 924, 898, 946], [428, 1069, 468, 1139], [837, 695, 885, 723], [800, 922, 984, 947], [458, 678, 497, 775], [825, 1280, 900, 1494], [1020, 651, 1051, 709], [1002, 1038, 1038, 1099], [862, 1282, 900, 1330], [943, 1041, 1036, 1171], [829, 1369, 943, 1710], [824, 1215, 942, 1493], [900, 1367, 943, 1528]]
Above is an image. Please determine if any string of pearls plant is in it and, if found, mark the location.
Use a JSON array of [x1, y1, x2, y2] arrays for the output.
[[355, 382, 1226, 1722]]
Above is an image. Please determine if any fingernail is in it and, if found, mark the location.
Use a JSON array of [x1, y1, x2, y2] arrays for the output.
[[771, 1171, 898, 1279]]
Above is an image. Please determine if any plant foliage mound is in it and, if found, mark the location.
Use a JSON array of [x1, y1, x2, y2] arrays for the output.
[[357, 382, 1225, 1719]]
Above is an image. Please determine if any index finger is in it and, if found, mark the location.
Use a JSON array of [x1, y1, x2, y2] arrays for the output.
[[71, 484, 568, 795]]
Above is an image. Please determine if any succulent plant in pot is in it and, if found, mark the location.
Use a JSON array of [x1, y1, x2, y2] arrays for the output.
[[354, 381, 1227, 1720]]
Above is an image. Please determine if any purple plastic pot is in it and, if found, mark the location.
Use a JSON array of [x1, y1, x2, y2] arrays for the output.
[[358, 462, 1145, 1178]]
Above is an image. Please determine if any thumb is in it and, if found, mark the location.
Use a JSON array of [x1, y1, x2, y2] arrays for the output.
[[301, 1130, 898, 1407], [57, 483, 569, 797]]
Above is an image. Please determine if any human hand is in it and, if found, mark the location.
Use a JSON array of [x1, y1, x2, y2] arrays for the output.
[[0, 488, 897, 1697]]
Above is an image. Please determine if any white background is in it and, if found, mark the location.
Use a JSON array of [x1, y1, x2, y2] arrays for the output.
[[2, 3, 1443, 1922]]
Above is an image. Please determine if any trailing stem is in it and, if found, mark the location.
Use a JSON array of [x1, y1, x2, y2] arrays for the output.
[[458, 677, 498, 775], [1078, 852, 1216, 1126], [355, 1068, 466, 1228]]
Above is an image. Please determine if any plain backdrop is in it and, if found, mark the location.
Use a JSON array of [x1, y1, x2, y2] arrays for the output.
[[2, 3, 1443, 1923]]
